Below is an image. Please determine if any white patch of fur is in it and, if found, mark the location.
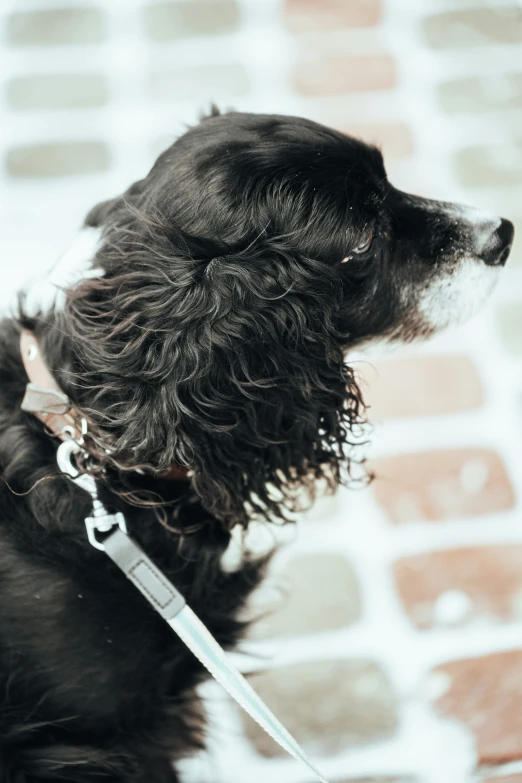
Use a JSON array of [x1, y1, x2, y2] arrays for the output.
[[23, 227, 103, 317], [417, 256, 500, 330], [352, 255, 501, 361]]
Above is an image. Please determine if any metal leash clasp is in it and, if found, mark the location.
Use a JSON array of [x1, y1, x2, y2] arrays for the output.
[[56, 435, 127, 551]]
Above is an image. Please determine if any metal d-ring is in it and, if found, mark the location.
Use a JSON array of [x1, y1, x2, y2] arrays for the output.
[[56, 438, 127, 551], [60, 416, 88, 448]]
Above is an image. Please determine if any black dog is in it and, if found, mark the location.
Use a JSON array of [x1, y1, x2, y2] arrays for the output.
[[0, 110, 513, 782]]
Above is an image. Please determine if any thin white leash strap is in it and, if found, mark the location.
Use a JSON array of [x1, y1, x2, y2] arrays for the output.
[[103, 528, 328, 783]]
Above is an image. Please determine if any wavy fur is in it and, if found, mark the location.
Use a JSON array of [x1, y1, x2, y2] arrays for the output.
[[0, 109, 506, 781]]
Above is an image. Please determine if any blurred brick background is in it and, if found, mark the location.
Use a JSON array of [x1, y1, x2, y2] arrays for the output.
[[0, 1, 521, 782]]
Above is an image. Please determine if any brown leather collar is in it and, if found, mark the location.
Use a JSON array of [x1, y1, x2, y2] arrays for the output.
[[20, 329, 85, 442], [20, 329, 191, 481]]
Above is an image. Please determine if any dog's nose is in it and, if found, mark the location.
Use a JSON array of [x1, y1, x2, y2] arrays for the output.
[[481, 218, 515, 267]]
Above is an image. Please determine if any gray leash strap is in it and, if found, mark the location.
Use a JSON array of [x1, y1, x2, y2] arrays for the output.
[[104, 528, 186, 620], [55, 439, 328, 783], [103, 527, 328, 783]]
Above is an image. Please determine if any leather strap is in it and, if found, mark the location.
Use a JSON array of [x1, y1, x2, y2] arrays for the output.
[[20, 329, 83, 441]]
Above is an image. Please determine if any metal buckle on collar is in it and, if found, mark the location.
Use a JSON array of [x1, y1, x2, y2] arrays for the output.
[[56, 436, 127, 551]]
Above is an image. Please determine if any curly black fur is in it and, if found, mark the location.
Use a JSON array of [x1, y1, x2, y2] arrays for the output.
[[0, 109, 512, 781]]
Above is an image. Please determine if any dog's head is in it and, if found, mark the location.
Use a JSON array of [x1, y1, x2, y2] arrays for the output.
[[361, 187, 513, 343], [46, 110, 513, 527]]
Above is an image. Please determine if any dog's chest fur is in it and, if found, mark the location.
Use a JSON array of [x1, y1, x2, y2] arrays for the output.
[[0, 318, 263, 781]]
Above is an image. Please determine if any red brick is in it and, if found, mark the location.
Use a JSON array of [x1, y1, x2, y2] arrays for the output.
[[394, 546, 522, 629], [372, 449, 514, 524], [285, 0, 381, 33], [485, 776, 522, 783], [359, 355, 483, 420], [432, 651, 522, 764], [336, 122, 413, 159], [292, 55, 395, 97]]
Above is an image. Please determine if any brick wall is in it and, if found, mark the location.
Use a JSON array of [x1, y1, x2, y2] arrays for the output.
[[0, 1, 521, 782]]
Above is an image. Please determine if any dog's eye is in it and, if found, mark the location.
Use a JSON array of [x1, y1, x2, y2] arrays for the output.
[[352, 231, 374, 255], [341, 230, 375, 263]]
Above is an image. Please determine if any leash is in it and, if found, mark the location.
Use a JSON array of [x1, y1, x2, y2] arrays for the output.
[[56, 438, 328, 783], [20, 330, 328, 783]]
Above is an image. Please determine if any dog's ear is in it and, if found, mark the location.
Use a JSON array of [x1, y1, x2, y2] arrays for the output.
[[63, 220, 367, 529], [181, 247, 367, 528]]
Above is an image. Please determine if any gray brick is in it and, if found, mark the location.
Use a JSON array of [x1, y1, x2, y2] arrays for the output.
[[6, 142, 109, 178], [422, 7, 522, 49], [453, 142, 522, 187], [145, 1, 240, 41], [150, 63, 249, 101], [7, 9, 103, 47], [7, 74, 109, 111], [497, 303, 522, 355], [438, 74, 522, 114], [251, 553, 360, 639], [242, 659, 397, 757]]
